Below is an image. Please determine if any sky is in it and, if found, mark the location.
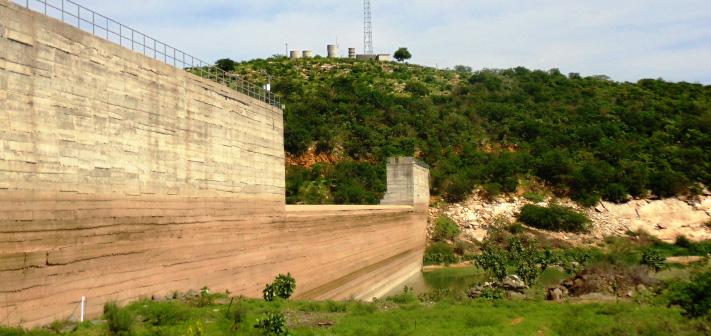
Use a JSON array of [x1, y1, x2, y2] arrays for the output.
[[31, 0, 711, 83]]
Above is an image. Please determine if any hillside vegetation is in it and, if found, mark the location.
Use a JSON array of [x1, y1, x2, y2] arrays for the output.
[[231, 57, 710, 205]]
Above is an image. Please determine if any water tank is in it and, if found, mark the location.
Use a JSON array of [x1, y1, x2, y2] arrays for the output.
[[327, 44, 339, 58], [289, 50, 302, 59], [348, 48, 356, 59], [302, 50, 313, 58]]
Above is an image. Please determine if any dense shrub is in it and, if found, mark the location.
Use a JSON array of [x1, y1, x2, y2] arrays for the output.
[[228, 58, 710, 206], [518, 204, 591, 233], [641, 248, 666, 271], [138, 301, 189, 326], [674, 235, 692, 249], [228, 300, 248, 330], [104, 302, 134, 336], [263, 273, 296, 301], [433, 215, 461, 241], [667, 270, 711, 319], [424, 242, 458, 265], [254, 312, 290, 336], [196, 286, 214, 307]]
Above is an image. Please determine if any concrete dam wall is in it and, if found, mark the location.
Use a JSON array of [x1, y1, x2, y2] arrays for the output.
[[0, 1, 428, 327]]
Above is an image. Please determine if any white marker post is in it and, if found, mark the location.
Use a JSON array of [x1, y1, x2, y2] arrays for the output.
[[80, 296, 85, 322]]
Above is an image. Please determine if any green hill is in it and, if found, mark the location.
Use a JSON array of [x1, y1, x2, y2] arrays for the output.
[[227, 57, 710, 206]]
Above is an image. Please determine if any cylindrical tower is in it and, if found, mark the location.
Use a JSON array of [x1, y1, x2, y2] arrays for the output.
[[289, 50, 302, 59], [327, 44, 339, 58], [348, 48, 356, 59], [302, 50, 313, 58]]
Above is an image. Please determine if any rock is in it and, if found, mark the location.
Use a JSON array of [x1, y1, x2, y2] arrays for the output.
[[507, 291, 526, 299], [656, 223, 667, 230], [501, 275, 528, 292], [467, 287, 483, 299], [547, 287, 564, 301], [151, 295, 164, 302]]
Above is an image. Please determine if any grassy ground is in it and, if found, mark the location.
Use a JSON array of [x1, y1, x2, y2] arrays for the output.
[[2, 294, 706, 336]]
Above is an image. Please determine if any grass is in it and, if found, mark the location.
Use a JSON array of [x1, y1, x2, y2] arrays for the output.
[[7, 298, 704, 336]]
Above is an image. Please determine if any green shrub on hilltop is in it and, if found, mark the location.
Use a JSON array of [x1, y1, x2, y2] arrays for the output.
[[518, 204, 591, 233]]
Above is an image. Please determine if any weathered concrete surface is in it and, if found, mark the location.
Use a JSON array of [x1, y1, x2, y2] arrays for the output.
[[0, 1, 428, 327], [381, 157, 430, 209]]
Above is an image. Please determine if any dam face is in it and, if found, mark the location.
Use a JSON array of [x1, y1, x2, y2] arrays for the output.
[[0, 0, 428, 327]]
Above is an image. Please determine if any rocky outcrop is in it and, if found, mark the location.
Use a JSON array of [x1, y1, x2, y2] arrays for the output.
[[431, 193, 711, 243]]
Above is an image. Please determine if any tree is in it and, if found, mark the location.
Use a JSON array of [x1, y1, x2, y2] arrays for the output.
[[393, 47, 412, 62], [215, 58, 236, 72]]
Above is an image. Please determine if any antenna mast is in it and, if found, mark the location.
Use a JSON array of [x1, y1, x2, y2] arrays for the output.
[[364, 0, 373, 55]]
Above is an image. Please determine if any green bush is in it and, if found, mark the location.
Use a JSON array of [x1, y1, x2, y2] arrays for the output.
[[433, 215, 460, 241], [518, 204, 591, 233], [506, 222, 525, 234], [424, 242, 458, 265], [104, 302, 134, 336], [263, 273, 296, 301], [482, 183, 502, 199], [522, 192, 546, 203], [228, 299, 248, 330], [641, 249, 666, 271], [254, 312, 290, 336], [386, 286, 418, 304], [196, 286, 214, 307], [667, 270, 711, 319], [674, 235, 692, 249], [138, 301, 189, 326]]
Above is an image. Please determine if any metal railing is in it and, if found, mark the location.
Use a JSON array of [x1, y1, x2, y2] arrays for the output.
[[13, 0, 281, 107]]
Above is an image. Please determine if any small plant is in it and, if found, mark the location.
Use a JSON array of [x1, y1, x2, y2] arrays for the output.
[[433, 215, 460, 241], [518, 204, 591, 233], [326, 301, 348, 312], [254, 312, 290, 336], [196, 286, 214, 307], [506, 222, 525, 234], [424, 242, 459, 265], [103, 301, 134, 336], [474, 244, 508, 282], [478, 287, 505, 300], [185, 320, 206, 336], [641, 248, 666, 271], [228, 300, 248, 331], [263, 273, 296, 301], [386, 286, 418, 304], [674, 235, 692, 249], [523, 191, 546, 203], [139, 301, 189, 326]]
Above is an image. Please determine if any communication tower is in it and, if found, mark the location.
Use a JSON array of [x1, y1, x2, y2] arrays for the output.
[[364, 0, 373, 55]]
